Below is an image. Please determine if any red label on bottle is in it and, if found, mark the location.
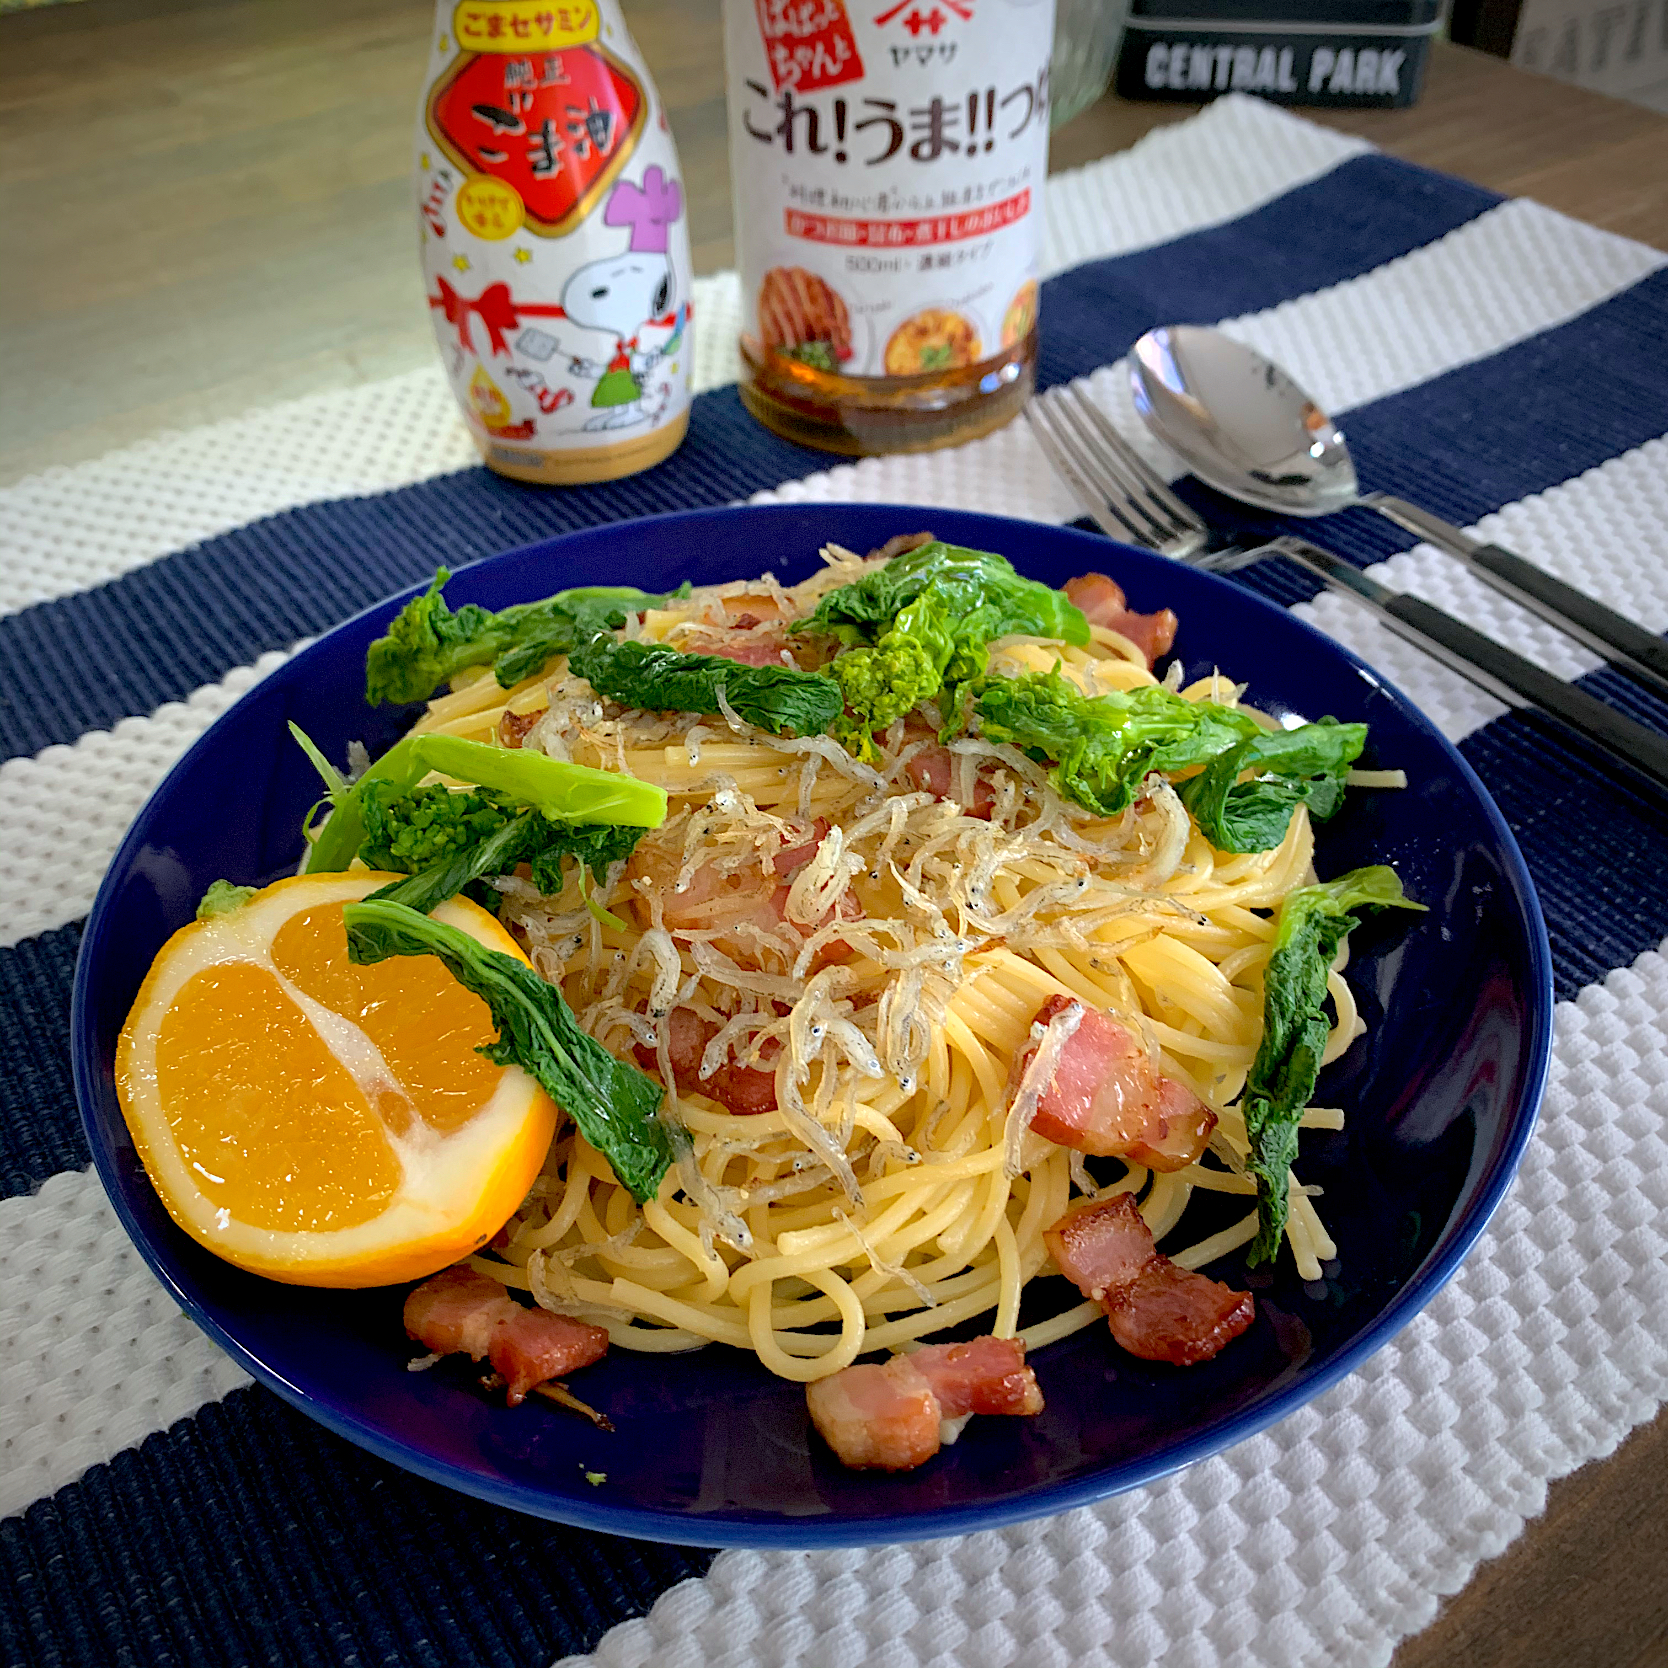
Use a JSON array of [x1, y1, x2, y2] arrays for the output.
[[785, 189, 1028, 247], [427, 45, 646, 235], [753, 0, 865, 93]]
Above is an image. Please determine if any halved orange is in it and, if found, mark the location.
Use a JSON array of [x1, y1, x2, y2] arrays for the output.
[[115, 872, 557, 1287]]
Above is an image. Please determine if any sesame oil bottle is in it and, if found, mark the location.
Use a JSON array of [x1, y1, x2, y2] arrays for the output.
[[415, 0, 694, 485]]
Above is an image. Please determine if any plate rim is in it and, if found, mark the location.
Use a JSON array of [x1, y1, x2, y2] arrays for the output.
[[71, 501, 1554, 1547]]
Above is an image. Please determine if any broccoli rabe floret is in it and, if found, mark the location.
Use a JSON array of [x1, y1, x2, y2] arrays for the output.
[[359, 782, 516, 874], [356, 780, 646, 917], [829, 637, 941, 758]]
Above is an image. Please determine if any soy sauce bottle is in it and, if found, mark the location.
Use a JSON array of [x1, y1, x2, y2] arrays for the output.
[[723, 0, 1055, 455]]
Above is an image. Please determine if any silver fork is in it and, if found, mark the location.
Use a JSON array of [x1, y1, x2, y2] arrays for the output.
[[1024, 382, 1668, 794], [1026, 383, 1214, 563]]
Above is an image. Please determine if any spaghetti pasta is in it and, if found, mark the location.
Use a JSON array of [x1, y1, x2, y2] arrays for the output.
[[409, 543, 1372, 1382]]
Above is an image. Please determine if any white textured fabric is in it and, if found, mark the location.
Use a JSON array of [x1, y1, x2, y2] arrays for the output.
[[1, 94, 1665, 1668], [0, 651, 302, 949], [0, 1171, 254, 1519]]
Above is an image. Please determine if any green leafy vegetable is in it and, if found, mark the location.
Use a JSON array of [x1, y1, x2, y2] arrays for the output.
[[968, 669, 1365, 850], [786, 342, 837, 372], [364, 568, 686, 706], [797, 541, 1090, 754], [196, 879, 256, 920], [1177, 720, 1367, 854], [968, 670, 1261, 818], [799, 541, 1085, 646], [568, 637, 843, 737], [359, 781, 644, 916], [342, 898, 673, 1204], [1242, 866, 1425, 1265], [295, 726, 665, 874]]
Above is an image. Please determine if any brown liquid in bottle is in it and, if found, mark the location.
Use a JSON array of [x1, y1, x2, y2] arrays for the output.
[[737, 329, 1037, 457]]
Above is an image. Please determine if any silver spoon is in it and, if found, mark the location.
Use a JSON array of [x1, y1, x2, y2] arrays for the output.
[[1129, 323, 1668, 704]]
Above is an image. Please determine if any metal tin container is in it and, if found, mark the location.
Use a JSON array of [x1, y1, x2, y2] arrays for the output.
[[1115, 0, 1442, 107]]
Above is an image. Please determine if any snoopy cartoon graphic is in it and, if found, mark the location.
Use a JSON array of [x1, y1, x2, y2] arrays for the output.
[[558, 166, 688, 432]]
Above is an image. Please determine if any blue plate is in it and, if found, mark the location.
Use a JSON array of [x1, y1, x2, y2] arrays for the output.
[[72, 503, 1552, 1548]]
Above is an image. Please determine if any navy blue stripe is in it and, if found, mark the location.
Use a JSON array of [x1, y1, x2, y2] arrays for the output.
[[1036, 153, 1500, 392], [0, 1386, 712, 1668], [1460, 701, 1668, 999], [0, 155, 1498, 768], [0, 922, 88, 1197]]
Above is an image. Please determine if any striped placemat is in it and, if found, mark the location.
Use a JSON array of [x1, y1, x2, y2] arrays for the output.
[[2, 94, 1664, 1668]]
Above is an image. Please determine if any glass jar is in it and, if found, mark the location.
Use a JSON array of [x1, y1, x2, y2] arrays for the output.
[[1051, 0, 1130, 127]]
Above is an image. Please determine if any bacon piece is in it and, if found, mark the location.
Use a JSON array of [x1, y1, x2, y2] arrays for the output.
[[488, 1304, 610, 1406], [1065, 572, 1179, 669], [1044, 1190, 1158, 1302], [1045, 1194, 1254, 1367], [772, 822, 828, 876], [688, 629, 792, 667], [1020, 995, 1215, 1170], [629, 818, 857, 969], [1106, 1257, 1256, 1367], [1126, 1077, 1217, 1173], [1025, 995, 1160, 1154], [869, 531, 936, 562], [678, 591, 798, 667], [404, 1264, 511, 1359], [403, 1265, 609, 1406], [641, 851, 788, 949], [634, 1006, 780, 1116], [725, 592, 786, 624], [806, 1357, 941, 1472], [909, 1337, 1043, 1418], [902, 745, 998, 819], [806, 1337, 1044, 1471], [900, 719, 997, 818]]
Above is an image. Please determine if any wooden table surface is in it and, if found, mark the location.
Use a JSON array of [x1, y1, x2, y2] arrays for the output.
[[2, 5, 1667, 1662]]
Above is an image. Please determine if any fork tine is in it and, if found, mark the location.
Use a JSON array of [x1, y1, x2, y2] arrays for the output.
[[1025, 402, 1169, 549], [1034, 398, 1180, 548], [1063, 384, 1207, 538], [1034, 389, 1209, 559]]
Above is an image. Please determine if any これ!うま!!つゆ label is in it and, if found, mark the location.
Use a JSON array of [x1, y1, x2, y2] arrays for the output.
[[414, 0, 694, 484], [723, 0, 1055, 381]]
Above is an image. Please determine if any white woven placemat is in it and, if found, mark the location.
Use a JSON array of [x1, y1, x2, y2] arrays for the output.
[[0, 94, 1663, 1668]]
